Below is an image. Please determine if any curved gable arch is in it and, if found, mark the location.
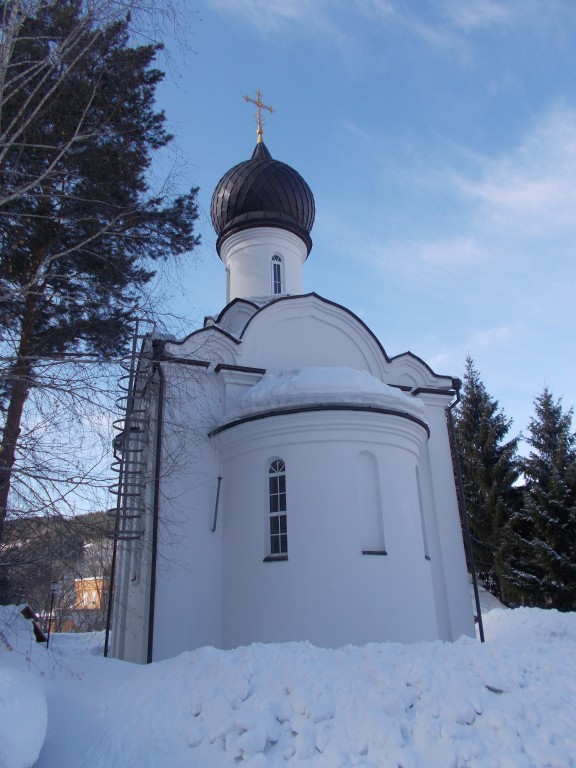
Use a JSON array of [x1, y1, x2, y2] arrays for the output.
[[215, 297, 260, 337], [237, 293, 389, 377], [164, 325, 240, 367], [388, 351, 457, 391]]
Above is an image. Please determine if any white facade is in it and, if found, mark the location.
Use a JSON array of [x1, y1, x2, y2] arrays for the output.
[[109, 291, 475, 663], [109, 145, 476, 663]]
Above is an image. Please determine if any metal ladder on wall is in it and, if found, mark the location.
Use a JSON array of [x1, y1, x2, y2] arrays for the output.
[[108, 319, 155, 542], [104, 319, 156, 657]]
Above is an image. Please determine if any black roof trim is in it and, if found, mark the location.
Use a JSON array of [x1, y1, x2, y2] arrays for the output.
[[388, 350, 459, 386], [155, 296, 458, 387], [214, 296, 260, 326], [209, 404, 430, 439], [156, 355, 210, 368], [411, 387, 457, 397], [214, 363, 267, 375], [164, 323, 242, 348], [236, 293, 457, 383], [237, 293, 390, 360], [216, 214, 313, 257]]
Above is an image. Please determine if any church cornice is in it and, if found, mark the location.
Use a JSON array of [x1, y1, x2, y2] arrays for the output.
[[389, 351, 460, 390], [155, 355, 211, 368], [209, 403, 430, 439], [214, 363, 267, 375], [411, 387, 458, 397], [166, 324, 242, 348]]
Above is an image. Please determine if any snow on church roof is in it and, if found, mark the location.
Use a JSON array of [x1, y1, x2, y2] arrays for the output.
[[228, 366, 426, 421]]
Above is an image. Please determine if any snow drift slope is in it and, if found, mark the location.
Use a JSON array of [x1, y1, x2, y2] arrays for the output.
[[0, 607, 47, 768], [2, 606, 576, 767]]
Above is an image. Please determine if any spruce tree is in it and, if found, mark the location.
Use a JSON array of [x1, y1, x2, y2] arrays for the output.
[[0, 1, 199, 542], [498, 389, 576, 609], [454, 356, 520, 594]]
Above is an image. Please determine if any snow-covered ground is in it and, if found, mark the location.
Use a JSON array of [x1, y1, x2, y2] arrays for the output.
[[1, 602, 576, 768]]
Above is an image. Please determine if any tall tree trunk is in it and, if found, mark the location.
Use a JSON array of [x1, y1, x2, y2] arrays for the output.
[[0, 301, 37, 544]]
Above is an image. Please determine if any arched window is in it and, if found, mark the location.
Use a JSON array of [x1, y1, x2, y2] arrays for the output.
[[268, 459, 287, 555], [271, 255, 283, 295]]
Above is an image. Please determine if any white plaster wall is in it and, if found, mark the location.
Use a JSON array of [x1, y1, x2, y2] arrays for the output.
[[220, 228, 307, 302], [110, 539, 152, 663], [419, 394, 475, 639], [110, 296, 474, 662], [388, 353, 455, 391], [216, 409, 442, 649], [239, 296, 388, 378], [416, 445, 453, 641], [148, 364, 226, 660], [165, 327, 240, 368], [216, 301, 259, 337]]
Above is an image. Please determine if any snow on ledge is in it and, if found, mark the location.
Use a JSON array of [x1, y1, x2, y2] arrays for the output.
[[228, 367, 426, 420]]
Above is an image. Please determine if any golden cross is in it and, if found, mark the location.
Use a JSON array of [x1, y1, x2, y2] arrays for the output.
[[244, 90, 275, 143]]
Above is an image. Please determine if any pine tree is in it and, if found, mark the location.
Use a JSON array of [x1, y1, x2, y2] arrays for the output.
[[0, 1, 200, 543], [498, 389, 576, 609], [454, 356, 520, 594]]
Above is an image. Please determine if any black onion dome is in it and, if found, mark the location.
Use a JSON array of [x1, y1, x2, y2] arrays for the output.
[[211, 142, 315, 256]]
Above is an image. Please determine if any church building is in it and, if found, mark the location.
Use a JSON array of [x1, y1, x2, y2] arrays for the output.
[[107, 107, 476, 664]]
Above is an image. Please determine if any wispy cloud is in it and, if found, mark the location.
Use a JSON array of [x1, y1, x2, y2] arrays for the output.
[[207, 0, 453, 52], [469, 325, 512, 347], [415, 237, 490, 267], [440, 0, 512, 32], [354, 0, 397, 20], [329, 103, 576, 281], [207, 0, 576, 54], [426, 325, 517, 385], [207, 0, 342, 38], [457, 104, 576, 237]]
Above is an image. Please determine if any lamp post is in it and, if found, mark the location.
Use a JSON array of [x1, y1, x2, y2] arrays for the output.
[[46, 580, 59, 649]]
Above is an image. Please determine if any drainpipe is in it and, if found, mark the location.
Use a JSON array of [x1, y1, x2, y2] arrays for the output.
[[447, 384, 485, 643], [146, 344, 165, 664], [211, 476, 223, 532], [104, 421, 127, 658], [103, 524, 118, 657]]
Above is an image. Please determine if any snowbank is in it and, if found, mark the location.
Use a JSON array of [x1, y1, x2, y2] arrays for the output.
[[0, 607, 48, 768], [1, 605, 576, 767], [0, 667, 47, 768]]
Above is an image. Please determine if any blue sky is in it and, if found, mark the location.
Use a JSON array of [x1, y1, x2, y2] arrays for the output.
[[151, 0, 576, 446]]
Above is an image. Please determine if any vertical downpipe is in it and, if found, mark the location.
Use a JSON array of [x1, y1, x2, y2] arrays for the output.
[[211, 476, 223, 532], [146, 353, 165, 663], [447, 395, 485, 643], [103, 532, 119, 657]]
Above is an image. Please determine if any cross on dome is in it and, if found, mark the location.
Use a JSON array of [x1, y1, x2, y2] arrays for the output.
[[244, 90, 275, 143]]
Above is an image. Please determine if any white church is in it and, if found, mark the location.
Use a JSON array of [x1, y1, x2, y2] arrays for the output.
[[107, 111, 476, 664]]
